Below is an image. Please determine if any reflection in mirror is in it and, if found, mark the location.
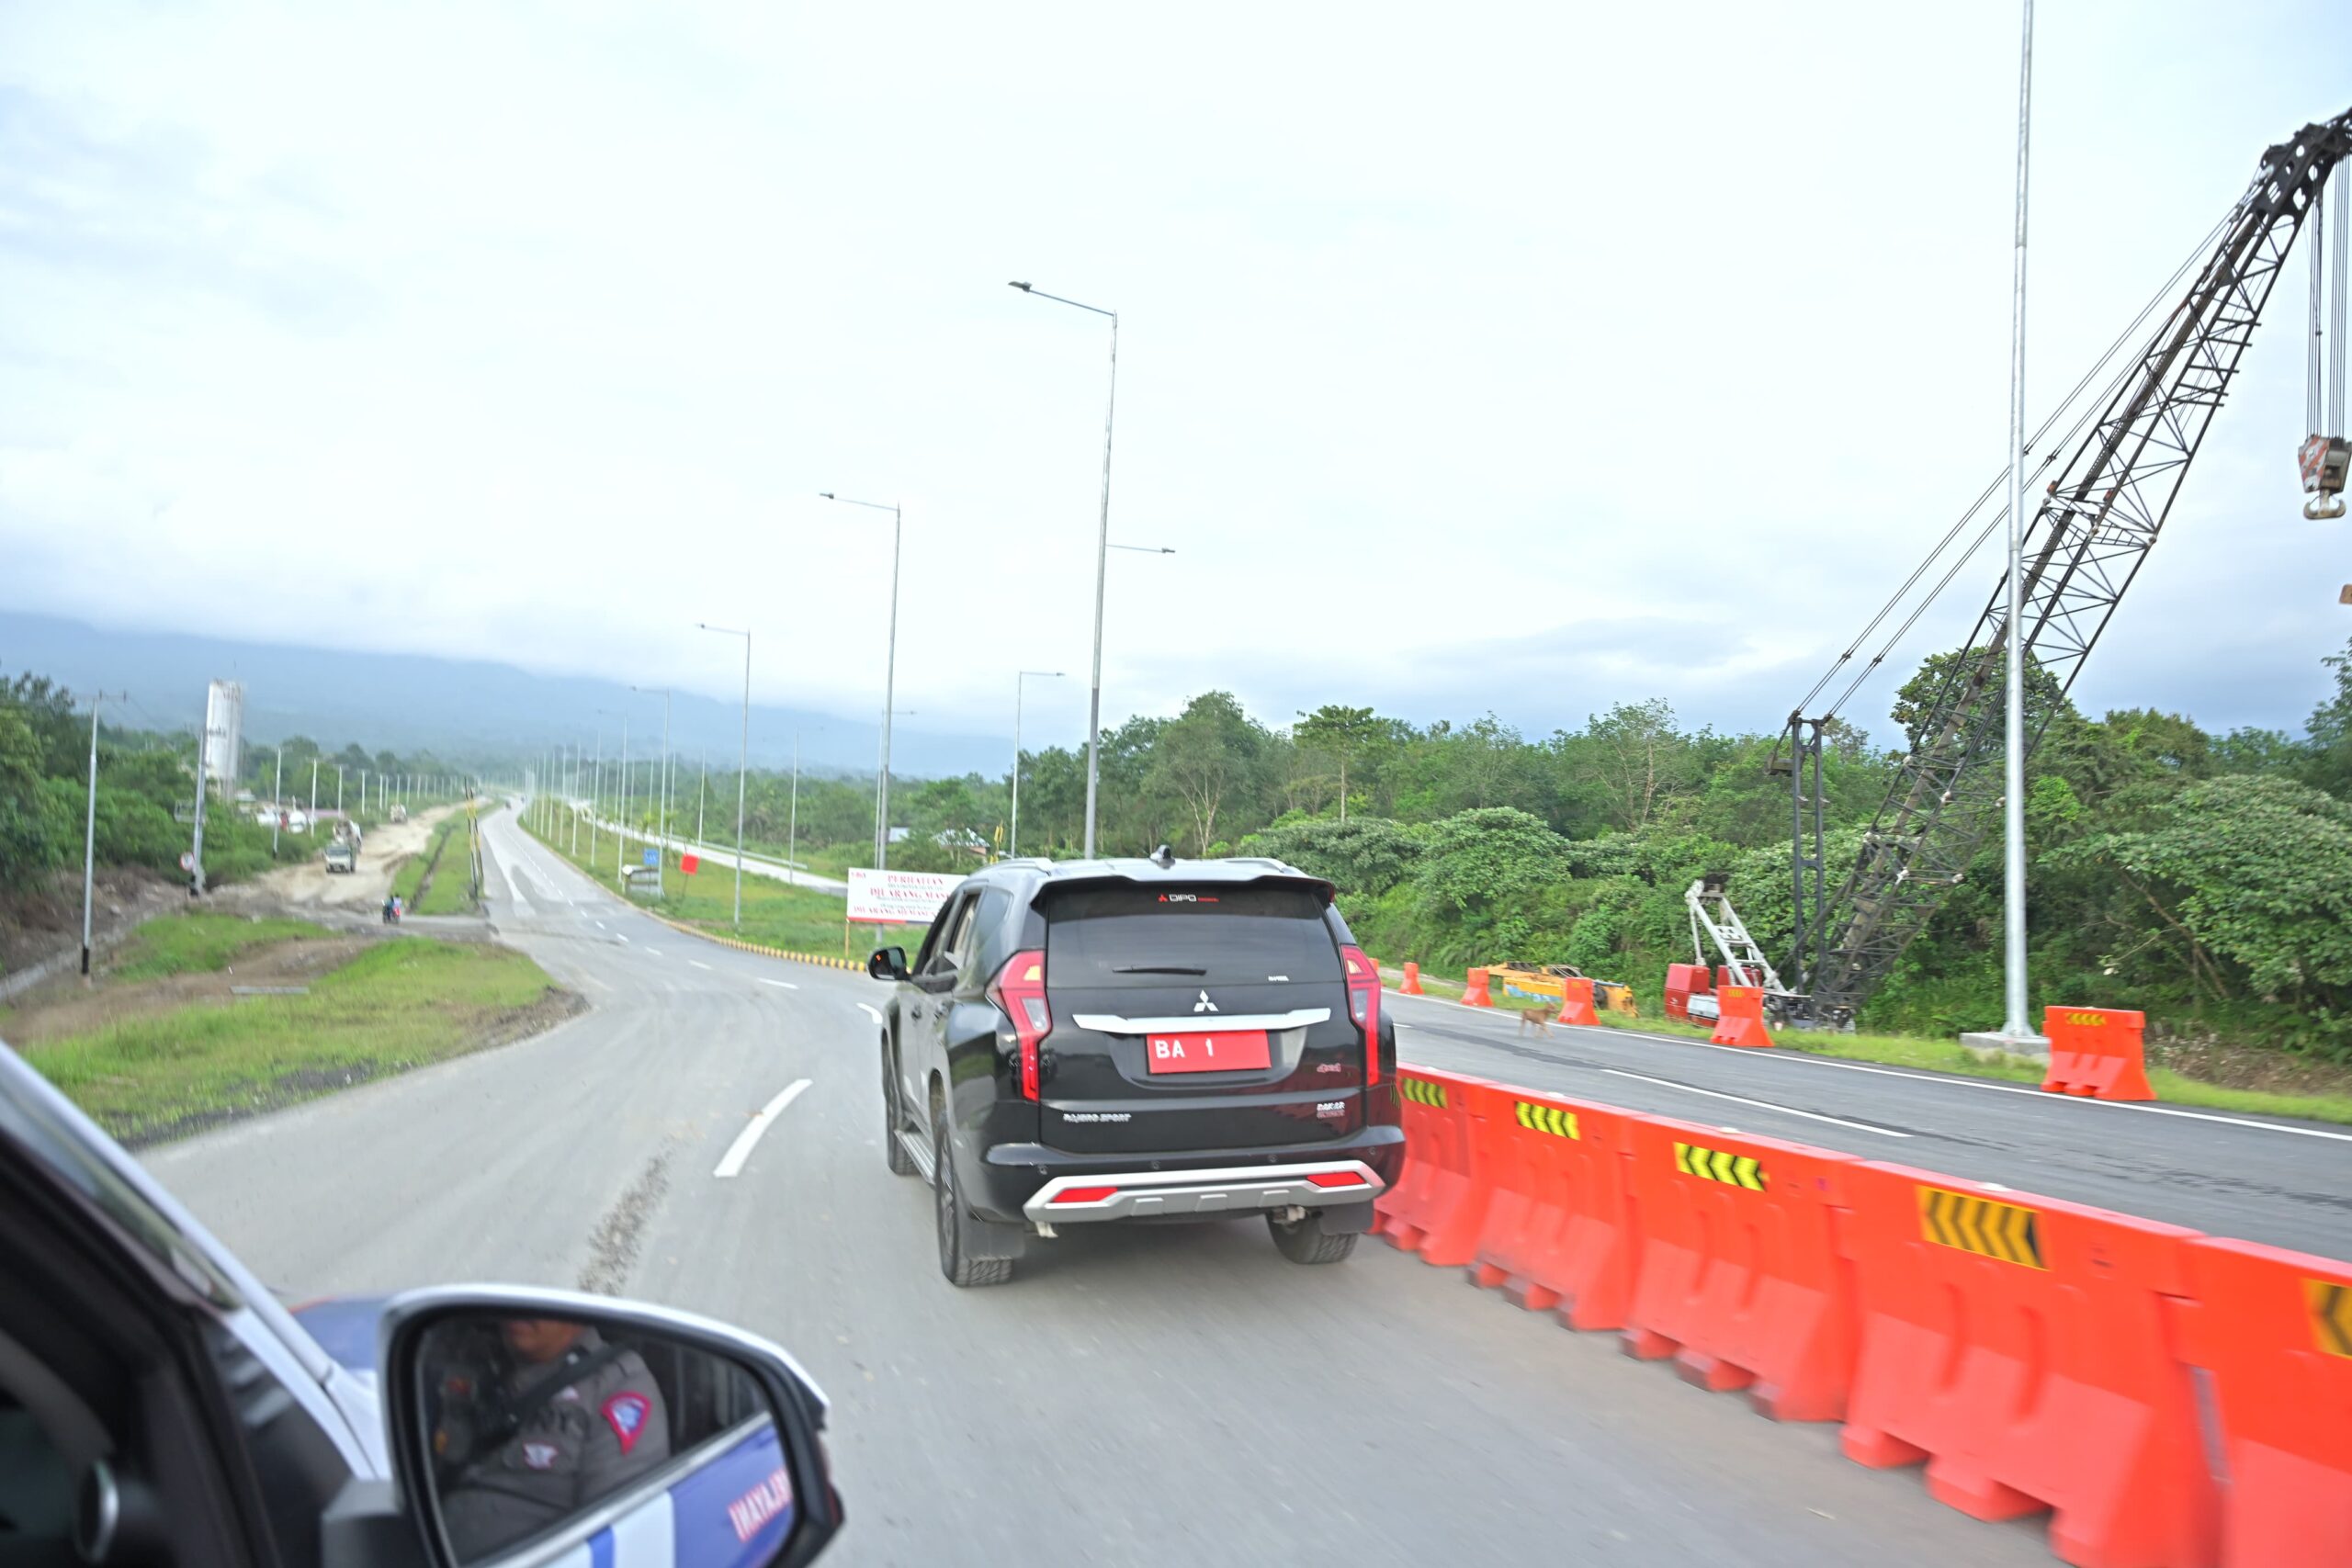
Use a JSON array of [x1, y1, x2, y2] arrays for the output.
[[413, 1310, 791, 1563]]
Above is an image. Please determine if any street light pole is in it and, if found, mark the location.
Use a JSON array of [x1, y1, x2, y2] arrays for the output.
[[1999, 0, 2037, 1043], [633, 685, 672, 863], [78, 692, 122, 980], [787, 732, 800, 888], [272, 747, 283, 853], [1012, 670, 1065, 859], [696, 623, 752, 928], [819, 492, 902, 870], [1010, 281, 1118, 857]]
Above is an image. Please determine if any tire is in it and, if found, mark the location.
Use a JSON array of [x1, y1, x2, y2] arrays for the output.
[[1269, 1212, 1360, 1265], [882, 1044, 916, 1176], [933, 1118, 1012, 1288]]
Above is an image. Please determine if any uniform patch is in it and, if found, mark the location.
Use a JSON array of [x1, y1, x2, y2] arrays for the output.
[[520, 1440, 561, 1471], [602, 1392, 651, 1454]]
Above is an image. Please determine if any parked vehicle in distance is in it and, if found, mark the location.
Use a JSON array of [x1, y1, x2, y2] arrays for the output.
[[867, 851, 1403, 1286], [390, 802, 409, 823], [324, 839, 356, 874]]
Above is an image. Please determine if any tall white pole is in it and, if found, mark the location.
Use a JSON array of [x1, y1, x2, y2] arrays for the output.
[[787, 732, 799, 886], [735, 635, 749, 927], [1084, 316, 1117, 859], [879, 506, 900, 871], [590, 729, 603, 865], [1012, 674, 1025, 860], [79, 697, 105, 979], [2000, 0, 2036, 1041], [272, 748, 283, 852], [617, 719, 629, 877]]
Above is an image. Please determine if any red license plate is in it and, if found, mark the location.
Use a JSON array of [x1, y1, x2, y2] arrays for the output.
[[1144, 1030, 1271, 1074]]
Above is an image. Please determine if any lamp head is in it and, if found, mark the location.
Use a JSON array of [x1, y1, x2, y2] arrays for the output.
[[1009, 281, 1032, 291]]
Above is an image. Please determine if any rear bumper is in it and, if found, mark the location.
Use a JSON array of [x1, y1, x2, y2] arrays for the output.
[[1023, 1159, 1385, 1224], [969, 1122, 1404, 1226]]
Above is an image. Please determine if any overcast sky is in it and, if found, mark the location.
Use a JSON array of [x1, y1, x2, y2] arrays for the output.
[[5, 2, 2349, 756]]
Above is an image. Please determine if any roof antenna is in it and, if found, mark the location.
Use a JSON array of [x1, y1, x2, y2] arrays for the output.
[[1150, 843, 1175, 868]]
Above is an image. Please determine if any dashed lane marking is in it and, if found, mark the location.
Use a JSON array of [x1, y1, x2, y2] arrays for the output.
[[759, 979, 797, 989], [714, 1079, 811, 1179], [688, 960, 713, 971]]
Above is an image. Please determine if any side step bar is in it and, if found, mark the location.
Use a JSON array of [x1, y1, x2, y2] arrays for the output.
[[898, 1128, 937, 1182]]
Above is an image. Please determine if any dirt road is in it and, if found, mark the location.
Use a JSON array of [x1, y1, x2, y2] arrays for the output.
[[249, 804, 458, 910]]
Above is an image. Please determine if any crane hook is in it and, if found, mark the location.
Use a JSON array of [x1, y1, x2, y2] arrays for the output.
[[2306, 493, 2349, 521]]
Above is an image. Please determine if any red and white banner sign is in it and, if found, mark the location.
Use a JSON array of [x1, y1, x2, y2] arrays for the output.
[[845, 867, 963, 925]]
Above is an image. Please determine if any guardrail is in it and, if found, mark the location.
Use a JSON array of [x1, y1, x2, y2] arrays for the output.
[[1377, 1064, 2350, 1567]]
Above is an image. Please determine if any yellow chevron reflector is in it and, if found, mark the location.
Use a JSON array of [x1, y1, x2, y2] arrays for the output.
[[1917, 1186, 2046, 1269], [1671, 1141, 1766, 1190], [1513, 1101, 1580, 1138]]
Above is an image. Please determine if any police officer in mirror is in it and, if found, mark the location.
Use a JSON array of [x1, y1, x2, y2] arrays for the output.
[[432, 1316, 671, 1558]]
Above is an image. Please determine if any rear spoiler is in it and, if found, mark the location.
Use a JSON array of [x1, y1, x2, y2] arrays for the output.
[[1030, 869, 1337, 906]]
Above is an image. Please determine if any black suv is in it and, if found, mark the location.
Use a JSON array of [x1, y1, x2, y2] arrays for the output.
[[866, 853, 1403, 1286]]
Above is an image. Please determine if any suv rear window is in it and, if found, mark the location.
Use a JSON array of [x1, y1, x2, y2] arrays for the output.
[[1042, 885, 1340, 988]]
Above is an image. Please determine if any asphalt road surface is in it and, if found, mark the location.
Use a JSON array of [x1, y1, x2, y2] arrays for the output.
[[143, 808, 2329, 1566]]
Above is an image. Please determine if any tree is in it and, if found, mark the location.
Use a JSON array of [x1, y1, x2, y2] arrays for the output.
[[0, 707, 62, 888], [1239, 816, 1422, 897], [1148, 693, 1264, 854], [1573, 700, 1689, 832], [1295, 705, 1379, 823]]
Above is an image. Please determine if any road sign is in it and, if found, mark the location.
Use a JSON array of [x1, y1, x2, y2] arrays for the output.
[[178, 852, 196, 872], [846, 868, 962, 925], [642, 848, 660, 867], [681, 852, 700, 875]]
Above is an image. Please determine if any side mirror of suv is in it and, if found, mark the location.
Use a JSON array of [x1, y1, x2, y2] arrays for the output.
[[380, 1286, 842, 1567], [867, 947, 910, 982]]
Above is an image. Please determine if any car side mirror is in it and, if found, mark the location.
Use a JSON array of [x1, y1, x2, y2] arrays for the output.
[[380, 1287, 842, 1568], [866, 946, 910, 982]]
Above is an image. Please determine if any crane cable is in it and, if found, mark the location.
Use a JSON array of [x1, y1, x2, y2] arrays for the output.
[[1788, 211, 2232, 724]]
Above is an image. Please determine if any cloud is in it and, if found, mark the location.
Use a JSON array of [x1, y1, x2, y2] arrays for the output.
[[3, 0, 2347, 756]]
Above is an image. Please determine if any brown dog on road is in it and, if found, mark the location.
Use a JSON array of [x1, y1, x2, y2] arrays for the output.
[[1516, 1007, 1553, 1037]]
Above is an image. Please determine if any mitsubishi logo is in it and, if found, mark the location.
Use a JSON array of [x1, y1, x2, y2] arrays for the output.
[[1193, 990, 1218, 1014]]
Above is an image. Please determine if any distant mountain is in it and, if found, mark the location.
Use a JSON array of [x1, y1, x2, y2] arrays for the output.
[[0, 611, 1005, 779]]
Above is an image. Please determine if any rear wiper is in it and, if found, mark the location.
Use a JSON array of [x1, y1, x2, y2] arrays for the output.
[[1111, 964, 1208, 976]]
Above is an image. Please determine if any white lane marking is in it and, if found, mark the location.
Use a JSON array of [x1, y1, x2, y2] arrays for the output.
[[646, 948, 662, 958], [594, 920, 606, 931], [1601, 1068, 1912, 1137], [856, 1002, 884, 1026], [1390, 992, 2352, 1145], [616, 934, 630, 943], [688, 959, 713, 971], [714, 1079, 812, 1179], [759, 979, 798, 989]]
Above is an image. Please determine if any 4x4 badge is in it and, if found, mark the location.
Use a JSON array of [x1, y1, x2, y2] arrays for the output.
[[1193, 991, 1218, 1013]]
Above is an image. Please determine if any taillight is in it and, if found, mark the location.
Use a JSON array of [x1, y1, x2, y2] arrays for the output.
[[1051, 1185, 1118, 1205], [1340, 944, 1380, 1086], [1306, 1169, 1368, 1189], [987, 949, 1051, 1100]]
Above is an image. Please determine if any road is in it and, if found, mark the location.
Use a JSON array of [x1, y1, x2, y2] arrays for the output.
[[551, 803, 849, 893], [141, 808, 2339, 1565]]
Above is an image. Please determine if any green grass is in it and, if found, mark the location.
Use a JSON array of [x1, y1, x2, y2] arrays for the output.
[[522, 814, 924, 957], [391, 810, 475, 913], [26, 938, 558, 1142], [108, 913, 324, 983], [1387, 959, 2352, 1127]]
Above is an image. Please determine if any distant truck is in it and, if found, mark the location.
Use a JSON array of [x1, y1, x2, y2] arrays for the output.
[[389, 804, 409, 824], [323, 840, 356, 874]]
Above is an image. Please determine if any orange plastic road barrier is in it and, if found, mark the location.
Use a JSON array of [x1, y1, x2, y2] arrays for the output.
[[1619, 1117, 1857, 1421], [1462, 967, 1495, 1008], [1838, 1162, 2215, 1568], [1400, 961, 1425, 996], [2041, 1006, 2154, 1101], [1463, 1084, 1639, 1330], [1374, 1069, 1493, 1266], [1708, 985, 1776, 1048], [2175, 1236, 2352, 1567], [1555, 976, 1600, 1027]]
